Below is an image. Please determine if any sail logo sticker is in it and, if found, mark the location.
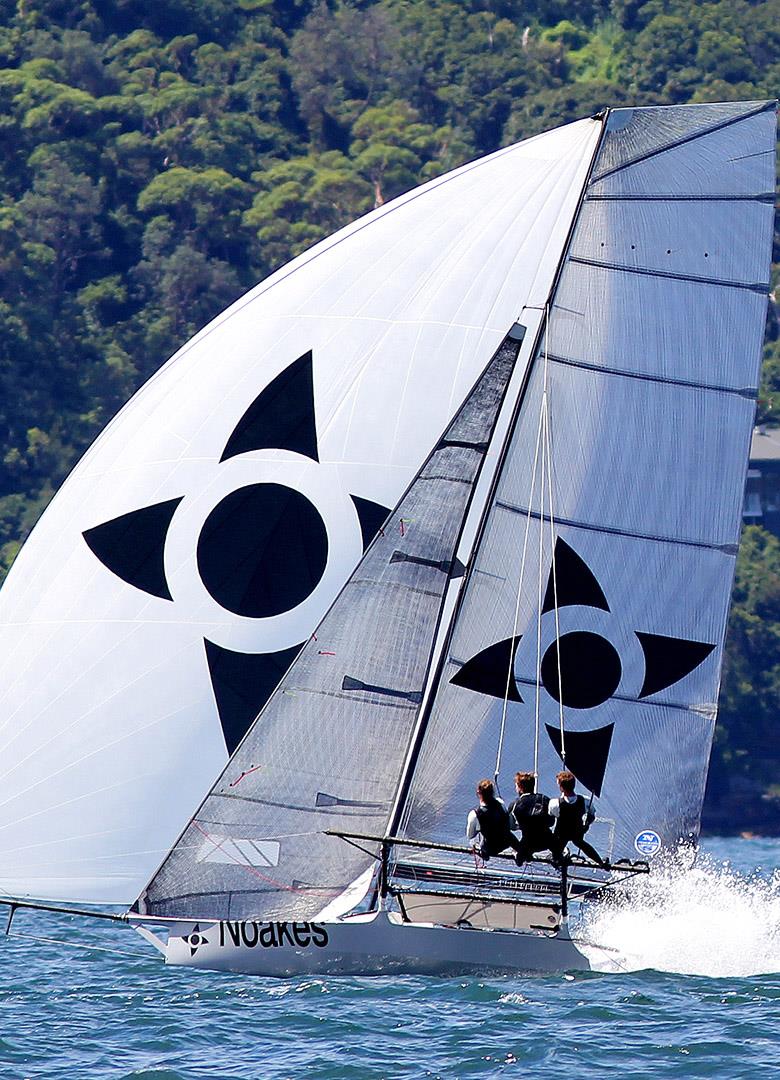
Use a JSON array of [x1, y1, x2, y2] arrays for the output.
[[181, 923, 210, 956], [81, 351, 390, 755], [634, 830, 662, 857], [451, 538, 716, 796]]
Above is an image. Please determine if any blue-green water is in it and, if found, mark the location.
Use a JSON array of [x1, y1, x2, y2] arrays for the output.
[[1, 837, 779, 1079]]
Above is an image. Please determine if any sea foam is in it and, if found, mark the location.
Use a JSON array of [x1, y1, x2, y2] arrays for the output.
[[575, 849, 780, 977]]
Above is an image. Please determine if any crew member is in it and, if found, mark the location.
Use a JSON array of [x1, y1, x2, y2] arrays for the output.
[[549, 771, 609, 869], [508, 771, 562, 865], [466, 778, 523, 864]]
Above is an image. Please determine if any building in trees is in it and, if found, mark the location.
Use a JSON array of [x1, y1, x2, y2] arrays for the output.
[[744, 427, 780, 538]]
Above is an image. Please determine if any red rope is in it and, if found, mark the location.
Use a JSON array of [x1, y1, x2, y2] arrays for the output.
[[229, 764, 263, 788]]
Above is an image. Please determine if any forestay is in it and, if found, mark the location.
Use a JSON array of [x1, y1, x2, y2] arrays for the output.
[[138, 330, 522, 920], [397, 102, 777, 864]]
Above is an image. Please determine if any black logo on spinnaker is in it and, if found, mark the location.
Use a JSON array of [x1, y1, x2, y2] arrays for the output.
[[82, 351, 390, 754]]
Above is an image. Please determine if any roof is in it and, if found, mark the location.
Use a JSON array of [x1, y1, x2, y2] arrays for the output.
[[750, 426, 780, 462]]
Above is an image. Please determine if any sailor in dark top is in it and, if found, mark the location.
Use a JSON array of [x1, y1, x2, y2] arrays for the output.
[[549, 770, 609, 869], [466, 778, 524, 864], [508, 771, 563, 865]]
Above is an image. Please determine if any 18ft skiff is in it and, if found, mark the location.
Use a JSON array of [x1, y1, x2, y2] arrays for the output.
[[0, 100, 776, 975]]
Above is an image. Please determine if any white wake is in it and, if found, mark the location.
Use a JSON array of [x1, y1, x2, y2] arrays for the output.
[[576, 850, 780, 977]]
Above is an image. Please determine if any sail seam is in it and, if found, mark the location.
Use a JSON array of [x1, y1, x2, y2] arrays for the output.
[[590, 100, 775, 183], [546, 353, 757, 399], [567, 255, 769, 294], [585, 192, 775, 203], [494, 503, 739, 555]]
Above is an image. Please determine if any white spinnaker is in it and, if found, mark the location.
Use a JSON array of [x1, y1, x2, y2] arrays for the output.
[[0, 119, 599, 902]]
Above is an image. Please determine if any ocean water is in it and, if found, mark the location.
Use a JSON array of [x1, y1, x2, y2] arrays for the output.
[[1, 836, 779, 1079]]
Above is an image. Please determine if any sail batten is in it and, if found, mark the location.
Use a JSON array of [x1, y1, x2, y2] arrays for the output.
[[585, 193, 776, 202], [494, 504, 743, 553], [566, 255, 769, 293], [0, 102, 773, 917], [545, 353, 757, 398]]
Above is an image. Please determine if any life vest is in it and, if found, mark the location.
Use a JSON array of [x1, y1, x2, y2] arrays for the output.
[[475, 799, 512, 849], [512, 792, 551, 834], [555, 793, 593, 839]]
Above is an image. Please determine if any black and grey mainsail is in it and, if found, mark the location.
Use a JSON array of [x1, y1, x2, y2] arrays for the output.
[[396, 101, 777, 864], [138, 328, 524, 918], [139, 101, 776, 920]]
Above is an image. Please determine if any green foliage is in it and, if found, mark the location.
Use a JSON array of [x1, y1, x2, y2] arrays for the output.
[[716, 528, 780, 792], [0, 0, 777, 816]]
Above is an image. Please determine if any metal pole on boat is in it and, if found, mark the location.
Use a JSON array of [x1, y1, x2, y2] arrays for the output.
[[560, 861, 568, 920], [379, 840, 390, 910]]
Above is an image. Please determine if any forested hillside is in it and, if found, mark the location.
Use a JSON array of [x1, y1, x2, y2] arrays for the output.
[[0, 0, 777, 827]]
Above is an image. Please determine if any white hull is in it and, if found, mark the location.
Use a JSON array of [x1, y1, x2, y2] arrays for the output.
[[155, 910, 591, 977]]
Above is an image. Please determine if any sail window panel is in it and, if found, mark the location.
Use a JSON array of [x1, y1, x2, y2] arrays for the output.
[[551, 261, 767, 389], [500, 361, 753, 548], [593, 102, 772, 180], [572, 199, 773, 288], [139, 339, 519, 920], [588, 109, 777, 198], [143, 558, 456, 920]]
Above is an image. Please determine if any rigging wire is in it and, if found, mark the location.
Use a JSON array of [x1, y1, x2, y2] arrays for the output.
[[493, 382, 546, 787], [541, 304, 565, 762], [534, 408, 546, 777], [494, 304, 566, 786], [8, 929, 149, 960]]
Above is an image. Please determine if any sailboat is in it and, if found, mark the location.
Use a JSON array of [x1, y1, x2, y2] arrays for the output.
[[0, 101, 775, 976]]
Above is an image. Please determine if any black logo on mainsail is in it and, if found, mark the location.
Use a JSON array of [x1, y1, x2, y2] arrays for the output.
[[451, 538, 716, 794], [82, 352, 390, 753]]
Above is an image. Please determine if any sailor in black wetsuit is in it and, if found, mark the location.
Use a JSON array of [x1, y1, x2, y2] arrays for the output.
[[466, 778, 524, 864], [549, 770, 609, 869], [508, 771, 562, 865]]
